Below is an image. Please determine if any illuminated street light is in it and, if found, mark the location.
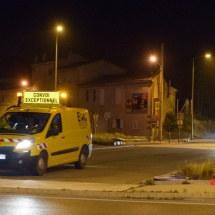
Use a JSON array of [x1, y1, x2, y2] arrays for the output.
[[55, 25, 63, 91], [21, 80, 28, 87], [149, 44, 164, 141], [191, 53, 211, 140], [150, 56, 157, 62], [61, 92, 67, 98], [60, 92, 67, 106]]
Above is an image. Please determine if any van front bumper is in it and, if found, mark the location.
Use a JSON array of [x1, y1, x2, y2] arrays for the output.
[[0, 146, 37, 170]]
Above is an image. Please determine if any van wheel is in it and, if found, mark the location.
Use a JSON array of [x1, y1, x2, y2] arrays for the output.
[[75, 146, 88, 169], [33, 153, 47, 176]]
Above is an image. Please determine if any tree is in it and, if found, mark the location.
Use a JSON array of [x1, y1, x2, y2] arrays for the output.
[[163, 112, 177, 132]]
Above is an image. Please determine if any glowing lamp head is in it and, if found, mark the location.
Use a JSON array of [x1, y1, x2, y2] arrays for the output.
[[21, 80, 28, 87], [205, 53, 211, 58], [61, 93, 67, 98], [150, 56, 157, 62], [56, 25, 63, 32], [17, 92, 22, 97]]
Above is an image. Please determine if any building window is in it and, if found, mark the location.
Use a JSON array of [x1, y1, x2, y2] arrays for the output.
[[93, 89, 96, 102], [112, 119, 124, 128], [86, 89, 89, 102]]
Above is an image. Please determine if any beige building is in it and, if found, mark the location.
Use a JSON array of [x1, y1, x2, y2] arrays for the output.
[[31, 54, 126, 107], [31, 54, 177, 137], [78, 72, 177, 137], [0, 53, 177, 137]]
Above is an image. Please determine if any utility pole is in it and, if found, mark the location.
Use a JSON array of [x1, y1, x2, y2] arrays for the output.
[[159, 43, 164, 141]]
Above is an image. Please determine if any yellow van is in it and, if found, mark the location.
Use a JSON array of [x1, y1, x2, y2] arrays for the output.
[[0, 91, 92, 176]]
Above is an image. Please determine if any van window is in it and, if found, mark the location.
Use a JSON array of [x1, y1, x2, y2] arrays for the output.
[[46, 113, 62, 137], [0, 112, 50, 134], [52, 113, 62, 132]]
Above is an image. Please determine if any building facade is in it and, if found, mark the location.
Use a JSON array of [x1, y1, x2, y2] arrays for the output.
[[78, 73, 177, 137], [22, 53, 177, 137]]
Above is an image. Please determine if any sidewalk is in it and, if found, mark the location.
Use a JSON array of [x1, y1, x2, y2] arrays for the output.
[[0, 178, 215, 200]]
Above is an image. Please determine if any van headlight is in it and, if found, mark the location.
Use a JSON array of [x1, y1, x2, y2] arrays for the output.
[[16, 138, 35, 149]]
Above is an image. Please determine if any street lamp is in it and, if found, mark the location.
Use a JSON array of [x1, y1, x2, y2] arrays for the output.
[[55, 25, 63, 91], [149, 44, 164, 141], [21, 80, 28, 87], [191, 53, 211, 140]]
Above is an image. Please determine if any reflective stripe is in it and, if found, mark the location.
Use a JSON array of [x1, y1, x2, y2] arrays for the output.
[[86, 135, 92, 141], [37, 143, 48, 150], [0, 138, 22, 142]]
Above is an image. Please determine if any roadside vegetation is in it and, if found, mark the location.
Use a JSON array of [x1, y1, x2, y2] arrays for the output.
[[164, 111, 215, 139], [177, 160, 215, 180], [92, 132, 146, 145], [163, 112, 191, 139]]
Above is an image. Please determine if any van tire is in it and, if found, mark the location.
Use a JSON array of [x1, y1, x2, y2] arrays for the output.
[[33, 152, 47, 176], [75, 146, 88, 169]]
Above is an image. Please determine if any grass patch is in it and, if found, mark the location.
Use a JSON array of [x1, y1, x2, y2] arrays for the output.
[[177, 160, 215, 180], [182, 180, 190, 184], [92, 132, 147, 145], [144, 178, 156, 185]]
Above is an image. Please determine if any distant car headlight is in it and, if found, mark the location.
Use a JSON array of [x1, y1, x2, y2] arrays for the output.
[[16, 138, 35, 149]]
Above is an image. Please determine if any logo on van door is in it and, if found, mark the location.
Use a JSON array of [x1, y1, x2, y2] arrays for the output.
[[77, 112, 88, 129]]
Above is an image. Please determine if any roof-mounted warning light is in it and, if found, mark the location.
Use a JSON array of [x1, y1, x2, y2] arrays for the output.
[[17, 92, 23, 106], [60, 92, 67, 106]]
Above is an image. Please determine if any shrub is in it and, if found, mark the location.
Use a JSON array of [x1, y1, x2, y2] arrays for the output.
[[182, 180, 190, 184], [163, 112, 177, 133], [144, 178, 156, 185], [92, 132, 146, 145], [179, 160, 215, 180]]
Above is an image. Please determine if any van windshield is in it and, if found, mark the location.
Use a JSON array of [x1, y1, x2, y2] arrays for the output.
[[0, 112, 50, 134]]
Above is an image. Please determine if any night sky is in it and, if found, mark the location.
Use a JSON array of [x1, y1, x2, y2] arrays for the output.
[[1, 1, 215, 105]]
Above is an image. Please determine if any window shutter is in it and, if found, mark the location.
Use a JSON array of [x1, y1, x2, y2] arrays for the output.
[[112, 119, 116, 128], [132, 120, 139, 129]]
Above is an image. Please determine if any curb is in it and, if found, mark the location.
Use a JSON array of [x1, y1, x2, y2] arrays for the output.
[[0, 185, 215, 201]]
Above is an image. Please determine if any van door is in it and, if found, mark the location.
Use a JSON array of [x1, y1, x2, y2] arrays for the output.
[[46, 113, 70, 166], [61, 111, 81, 162]]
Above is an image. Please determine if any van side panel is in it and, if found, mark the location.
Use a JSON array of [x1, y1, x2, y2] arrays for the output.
[[75, 109, 92, 146], [61, 110, 81, 162]]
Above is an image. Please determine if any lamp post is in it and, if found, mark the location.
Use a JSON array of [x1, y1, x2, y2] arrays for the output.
[[55, 25, 63, 91], [150, 44, 164, 141], [191, 53, 211, 140]]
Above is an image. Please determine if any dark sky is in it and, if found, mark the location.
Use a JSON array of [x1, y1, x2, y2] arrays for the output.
[[1, 0, 215, 104]]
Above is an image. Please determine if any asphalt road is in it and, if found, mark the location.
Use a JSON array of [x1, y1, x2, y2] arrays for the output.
[[0, 143, 215, 214], [1, 194, 215, 215], [0, 143, 215, 184]]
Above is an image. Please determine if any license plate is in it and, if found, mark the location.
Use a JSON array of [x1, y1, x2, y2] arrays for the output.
[[0, 154, 6, 159]]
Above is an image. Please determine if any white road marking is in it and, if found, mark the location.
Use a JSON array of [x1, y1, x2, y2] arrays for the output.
[[93, 145, 134, 150], [1, 194, 215, 206]]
